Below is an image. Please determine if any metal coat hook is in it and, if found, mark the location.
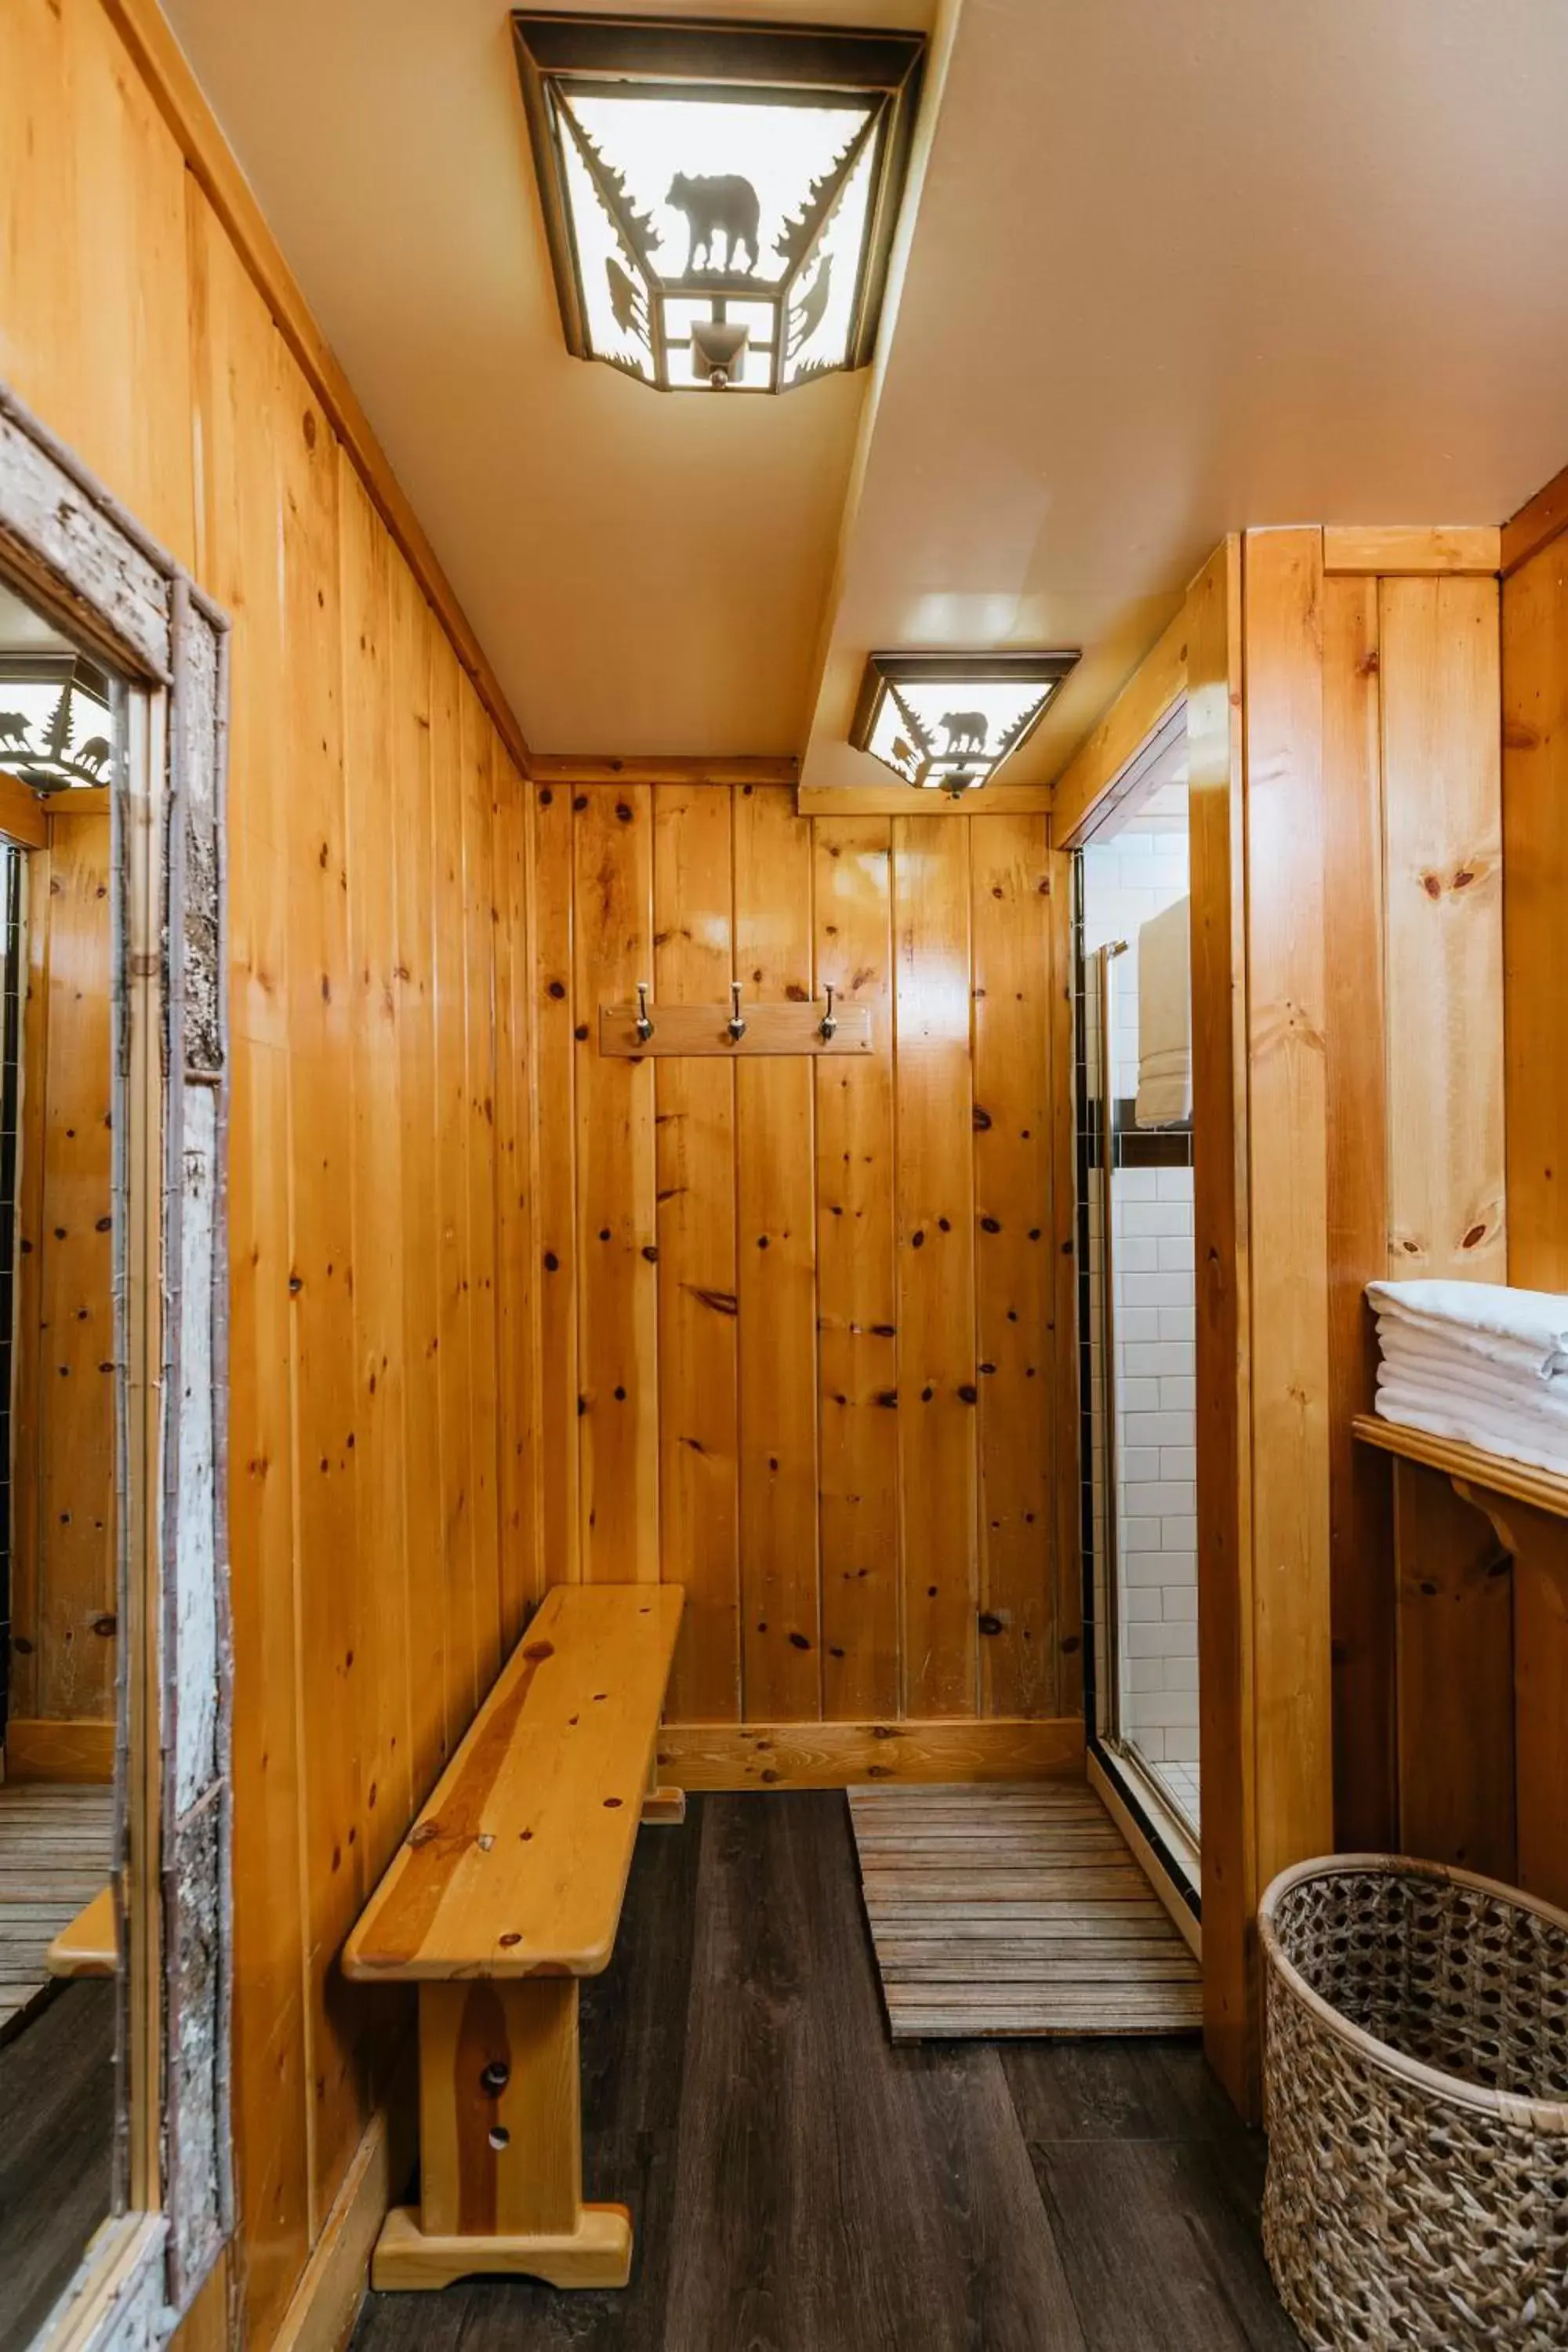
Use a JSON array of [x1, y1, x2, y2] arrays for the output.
[[819, 982, 837, 1043], [728, 981, 748, 1043], [634, 982, 654, 1044]]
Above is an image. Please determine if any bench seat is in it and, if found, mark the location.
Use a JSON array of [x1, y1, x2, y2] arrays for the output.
[[45, 1885, 118, 1979], [343, 1583, 684, 2292]]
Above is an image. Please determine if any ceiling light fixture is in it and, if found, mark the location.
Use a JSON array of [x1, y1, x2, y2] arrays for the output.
[[512, 13, 925, 394], [850, 652, 1081, 795], [0, 652, 114, 789]]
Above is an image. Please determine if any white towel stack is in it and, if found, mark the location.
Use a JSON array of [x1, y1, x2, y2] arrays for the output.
[[1367, 1279, 1568, 1477], [1135, 896, 1191, 1129]]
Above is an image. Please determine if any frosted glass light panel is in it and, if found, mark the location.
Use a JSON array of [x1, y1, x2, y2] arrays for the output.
[[851, 653, 1080, 794], [513, 16, 924, 394]]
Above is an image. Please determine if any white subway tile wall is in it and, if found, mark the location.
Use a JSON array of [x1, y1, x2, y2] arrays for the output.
[[1080, 828, 1199, 1824]]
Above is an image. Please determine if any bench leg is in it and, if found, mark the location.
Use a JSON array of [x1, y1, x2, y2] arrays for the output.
[[371, 1980, 631, 2292], [641, 1740, 686, 1825]]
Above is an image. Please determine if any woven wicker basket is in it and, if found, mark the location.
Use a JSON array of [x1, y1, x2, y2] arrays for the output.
[[1259, 1855, 1568, 2350]]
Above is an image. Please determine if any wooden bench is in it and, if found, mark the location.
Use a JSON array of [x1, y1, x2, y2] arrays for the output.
[[343, 1583, 684, 2292], [46, 1885, 118, 1979]]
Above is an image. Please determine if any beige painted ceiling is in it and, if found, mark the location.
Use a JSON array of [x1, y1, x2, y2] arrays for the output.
[[165, 0, 1568, 775]]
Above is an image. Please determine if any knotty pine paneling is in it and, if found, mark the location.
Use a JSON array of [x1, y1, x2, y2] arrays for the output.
[[0, 5, 1076, 2341], [654, 782, 741, 1722], [9, 806, 116, 1728], [2, 3, 543, 2333], [814, 816, 898, 1722], [1501, 533, 1568, 1290], [535, 786, 1074, 1734]]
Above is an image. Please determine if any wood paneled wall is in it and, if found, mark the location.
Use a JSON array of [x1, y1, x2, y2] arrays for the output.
[[1501, 503, 1568, 1290], [2, 6, 1080, 2336], [8, 803, 116, 1733], [535, 781, 1079, 1736], [1321, 559, 1504, 1855], [1188, 527, 1505, 2116], [3, 1, 538, 2339]]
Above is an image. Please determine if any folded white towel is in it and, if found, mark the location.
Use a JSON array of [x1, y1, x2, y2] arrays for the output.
[[1377, 1360, 1568, 1440], [1376, 1335, 1568, 1423], [1367, 1280, 1568, 1378], [1375, 1381, 1568, 1477], [1135, 898, 1190, 1130]]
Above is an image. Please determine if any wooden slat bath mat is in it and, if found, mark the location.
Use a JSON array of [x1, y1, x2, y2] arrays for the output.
[[848, 1782, 1202, 2040]]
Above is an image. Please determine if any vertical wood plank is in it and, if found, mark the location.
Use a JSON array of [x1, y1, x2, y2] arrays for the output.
[[9, 830, 50, 1728], [1501, 539, 1568, 1290], [735, 786, 821, 1717], [572, 787, 659, 1582], [654, 784, 740, 1720], [1322, 575, 1396, 1851], [0, 0, 195, 566], [1508, 1515, 1568, 1913], [186, 187, 311, 2341], [970, 815, 1054, 1718], [1046, 844, 1083, 1714], [813, 816, 898, 1722], [430, 635, 477, 1740], [461, 683, 502, 1686], [278, 382, 365, 2227], [492, 756, 543, 1640], [531, 783, 579, 1585], [340, 463, 412, 1876], [1393, 1461, 1515, 1881], [20, 810, 114, 1722], [1243, 527, 1335, 1907], [1381, 575, 1505, 1278], [393, 581, 447, 1799], [892, 817, 978, 1719], [1187, 538, 1258, 2115]]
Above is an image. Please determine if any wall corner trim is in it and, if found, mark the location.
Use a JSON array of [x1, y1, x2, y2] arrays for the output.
[[267, 2049, 416, 2352]]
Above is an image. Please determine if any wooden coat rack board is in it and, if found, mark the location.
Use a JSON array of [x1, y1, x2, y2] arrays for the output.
[[600, 986, 872, 1058]]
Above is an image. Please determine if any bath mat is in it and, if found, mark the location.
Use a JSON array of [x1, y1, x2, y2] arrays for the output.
[[848, 1781, 1202, 2040]]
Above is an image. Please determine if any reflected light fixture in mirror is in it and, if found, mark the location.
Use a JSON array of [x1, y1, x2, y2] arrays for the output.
[[512, 15, 925, 393], [850, 652, 1081, 794]]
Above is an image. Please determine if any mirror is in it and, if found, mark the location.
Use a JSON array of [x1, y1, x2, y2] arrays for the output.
[[0, 375, 231, 2348], [0, 575, 125, 2350]]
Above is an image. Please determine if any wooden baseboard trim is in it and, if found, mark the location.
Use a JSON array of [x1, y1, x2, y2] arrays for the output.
[[5, 1719, 115, 1784], [1087, 1752, 1202, 1964], [270, 2049, 416, 2352], [657, 1717, 1084, 1789]]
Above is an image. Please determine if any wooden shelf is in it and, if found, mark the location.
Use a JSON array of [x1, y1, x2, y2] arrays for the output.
[[1352, 1412, 1568, 1521]]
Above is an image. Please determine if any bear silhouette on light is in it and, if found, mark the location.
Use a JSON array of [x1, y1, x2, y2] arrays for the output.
[[666, 172, 761, 274], [939, 710, 988, 755]]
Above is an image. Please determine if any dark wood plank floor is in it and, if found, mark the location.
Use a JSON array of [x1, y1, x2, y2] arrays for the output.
[[351, 1795, 1299, 2352], [0, 1980, 115, 2352]]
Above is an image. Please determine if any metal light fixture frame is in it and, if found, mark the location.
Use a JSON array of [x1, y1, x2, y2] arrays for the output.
[[850, 650, 1082, 795], [0, 648, 116, 788], [511, 13, 926, 394]]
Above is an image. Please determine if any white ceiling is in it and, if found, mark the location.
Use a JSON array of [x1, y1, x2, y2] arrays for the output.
[[164, 0, 1568, 775]]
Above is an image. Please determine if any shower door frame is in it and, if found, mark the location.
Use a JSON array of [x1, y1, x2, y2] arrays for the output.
[[1069, 710, 1203, 1936]]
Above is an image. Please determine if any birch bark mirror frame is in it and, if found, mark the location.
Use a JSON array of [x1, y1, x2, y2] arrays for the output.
[[0, 377, 231, 2350]]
